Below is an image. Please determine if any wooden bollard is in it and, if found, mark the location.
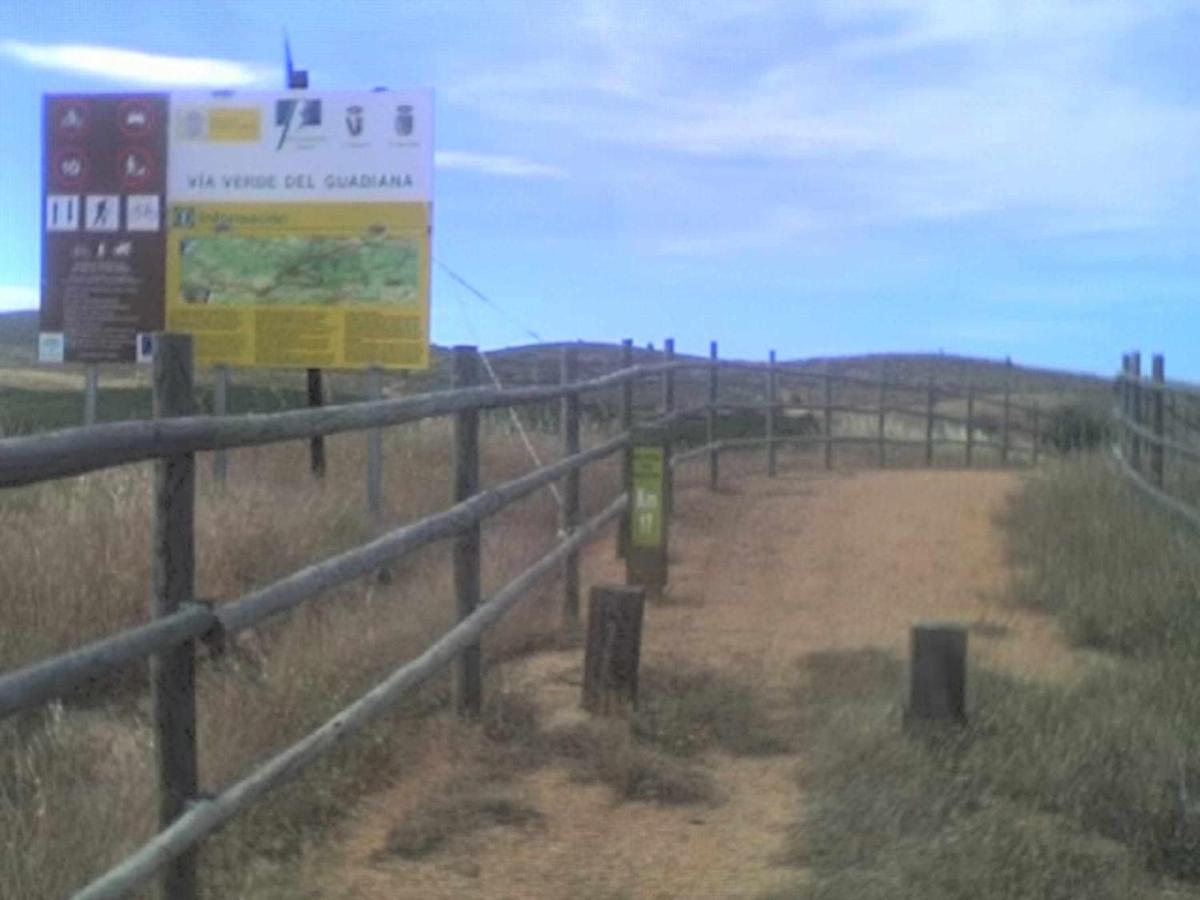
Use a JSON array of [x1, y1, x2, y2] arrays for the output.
[[582, 585, 646, 715], [906, 622, 967, 726], [625, 428, 669, 596]]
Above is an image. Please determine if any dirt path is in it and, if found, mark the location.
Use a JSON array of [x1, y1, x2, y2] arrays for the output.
[[308, 467, 1077, 899]]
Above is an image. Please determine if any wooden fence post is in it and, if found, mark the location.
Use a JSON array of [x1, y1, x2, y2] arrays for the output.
[[1118, 352, 1128, 460], [1119, 354, 1129, 460], [708, 341, 720, 490], [562, 345, 581, 629], [1031, 401, 1040, 466], [626, 427, 669, 597], [617, 338, 634, 559], [1001, 359, 1012, 467], [662, 338, 675, 519], [823, 363, 833, 471], [582, 584, 646, 715], [213, 364, 229, 485], [366, 366, 383, 520], [84, 363, 99, 426], [1131, 351, 1142, 472], [965, 384, 975, 468], [307, 368, 326, 479], [150, 333, 199, 900], [1152, 354, 1165, 488], [906, 622, 967, 726], [924, 377, 935, 467], [452, 346, 482, 718], [767, 350, 778, 477], [877, 361, 887, 468]]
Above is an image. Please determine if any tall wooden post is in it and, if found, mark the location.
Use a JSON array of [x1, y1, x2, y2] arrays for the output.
[[626, 427, 669, 597], [617, 338, 634, 559], [366, 366, 384, 519], [877, 360, 887, 468], [1031, 401, 1040, 466], [1152, 354, 1165, 488], [83, 363, 99, 426], [766, 350, 778, 477], [287, 61, 326, 481], [150, 333, 199, 900], [1131, 351, 1142, 472], [708, 341, 720, 490], [1120, 354, 1130, 461], [924, 377, 935, 467], [823, 364, 833, 471], [662, 338, 675, 520], [582, 585, 646, 715], [965, 385, 975, 468], [561, 345, 581, 629], [452, 346, 482, 718], [1001, 359, 1012, 466], [213, 364, 229, 485], [306, 369, 326, 479]]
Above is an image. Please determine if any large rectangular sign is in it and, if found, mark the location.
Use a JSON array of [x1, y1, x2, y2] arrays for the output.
[[40, 94, 169, 363], [39, 89, 433, 370]]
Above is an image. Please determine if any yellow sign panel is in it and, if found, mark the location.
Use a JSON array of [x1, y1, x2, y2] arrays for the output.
[[166, 202, 430, 369], [207, 108, 261, 142]]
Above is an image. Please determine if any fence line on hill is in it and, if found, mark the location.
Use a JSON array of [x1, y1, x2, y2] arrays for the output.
[[0, 336, 1043, 899], [1112, 351, 1200, 530]]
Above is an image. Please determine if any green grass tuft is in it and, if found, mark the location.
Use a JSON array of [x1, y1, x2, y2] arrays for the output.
[[383, 781, 544, 859], [782, 457, 1200, 898], [632, 664, 791, 758]]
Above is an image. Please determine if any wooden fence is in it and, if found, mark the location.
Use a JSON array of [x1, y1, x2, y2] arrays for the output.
[[1112, 350, 1200, 528], [0, 336, 1042, 899]]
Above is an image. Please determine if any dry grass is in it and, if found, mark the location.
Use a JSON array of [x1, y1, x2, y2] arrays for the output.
[[0, 419, 619, 898], [1000, 454, 1200, 655], [631, 664, 791, 758], [776, 456, 1200, 899], [382, 779, 545, 860], [373, 669, 767, 867], [377, 659, 787, 834], [545, 719, 719, 806]]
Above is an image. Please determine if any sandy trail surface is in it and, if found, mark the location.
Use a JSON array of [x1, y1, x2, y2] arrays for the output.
[[308, 466, 1073, 899]]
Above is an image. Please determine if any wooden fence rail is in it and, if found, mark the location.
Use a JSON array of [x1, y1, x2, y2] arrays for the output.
[[76, 496, 629, 900], [0, 361, 683, 488], [0, 336, 1048, 899], [1112, 351, 1200, 528]]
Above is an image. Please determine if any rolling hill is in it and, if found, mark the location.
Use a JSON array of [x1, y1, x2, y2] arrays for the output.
[[0, 308, 1110, 435]]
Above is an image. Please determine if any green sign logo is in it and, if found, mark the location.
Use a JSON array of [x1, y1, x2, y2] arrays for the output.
[[631, 446, 664, 548]]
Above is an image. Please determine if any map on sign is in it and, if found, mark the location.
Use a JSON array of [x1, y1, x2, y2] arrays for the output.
[[178, 234, 420, 306]]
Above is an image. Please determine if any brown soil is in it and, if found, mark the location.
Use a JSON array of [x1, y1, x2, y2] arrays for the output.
[[305, 466, 1079, 899]]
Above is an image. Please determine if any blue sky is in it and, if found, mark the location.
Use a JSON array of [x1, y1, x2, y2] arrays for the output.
[[2, 0, 1198, 376]]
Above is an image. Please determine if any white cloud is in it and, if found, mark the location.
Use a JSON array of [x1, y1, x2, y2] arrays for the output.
[[821, 0, 1182, 60], [652, 207, 822, 256], [446, 0, 1200, 244], [0, 41, 274, 87], [435, 151, 567, 179], [0, 285, 37, 311]]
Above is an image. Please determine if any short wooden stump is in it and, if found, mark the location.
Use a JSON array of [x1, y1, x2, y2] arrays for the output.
[[906, 621, 967, 726], [582, 585, 646, 715]]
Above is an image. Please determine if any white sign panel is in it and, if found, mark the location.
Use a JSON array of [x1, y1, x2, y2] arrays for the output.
[[167, 89, 434, 203]]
